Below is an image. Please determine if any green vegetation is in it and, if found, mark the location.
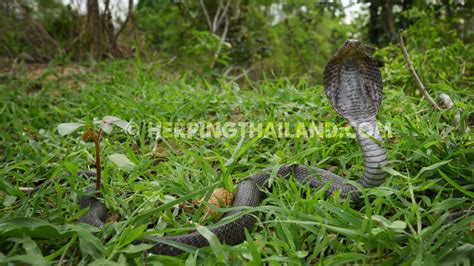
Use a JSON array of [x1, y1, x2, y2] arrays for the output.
[[1, 56, 472, 264], [0, 0, 473, 265]]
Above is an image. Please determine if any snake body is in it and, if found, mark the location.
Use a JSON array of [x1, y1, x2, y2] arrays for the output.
[[79, 40, 387, 256]]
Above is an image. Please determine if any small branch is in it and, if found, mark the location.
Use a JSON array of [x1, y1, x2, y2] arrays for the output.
[[215, 0, 231, 33], [398, 29, 442, 111], [211, 17, 229, 68], [223, 65, 235, 76], [94, 128, 103, 196], [233, 64, 257, 81], [212, 1, 222, 33], [199, 0, 213, 32]]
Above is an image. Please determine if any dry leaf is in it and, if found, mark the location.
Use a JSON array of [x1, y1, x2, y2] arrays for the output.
[[203, 187, 234, 219]]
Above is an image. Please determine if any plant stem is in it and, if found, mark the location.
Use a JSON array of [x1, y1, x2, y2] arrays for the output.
[[95, 128, 103, 196]]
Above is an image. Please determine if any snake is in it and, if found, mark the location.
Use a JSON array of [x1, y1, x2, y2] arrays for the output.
[[77, 40, 387, 256]]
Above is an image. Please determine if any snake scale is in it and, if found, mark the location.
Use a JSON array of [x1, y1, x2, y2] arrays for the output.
[[78, 40, 387, 256]]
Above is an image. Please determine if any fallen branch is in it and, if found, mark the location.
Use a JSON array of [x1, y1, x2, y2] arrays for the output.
[[398, 29, 442, 111]]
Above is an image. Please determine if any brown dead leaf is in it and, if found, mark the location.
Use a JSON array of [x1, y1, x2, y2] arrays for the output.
[[149, 141, 184, 161], [23, 64, 87, 81], [150, 144, 167, 159], [202, 187, 234, 220]]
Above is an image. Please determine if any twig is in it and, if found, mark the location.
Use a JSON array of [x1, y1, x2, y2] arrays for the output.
[[233, 64, 258, 81], [212, 1, 222, 33], [398, 29, 442, 111], [223, 65, 235, 76], [94, 128, 103, 196], [214, 0, 231, 33], [199, 0, 213, 31], [211, 17, 229, 68]]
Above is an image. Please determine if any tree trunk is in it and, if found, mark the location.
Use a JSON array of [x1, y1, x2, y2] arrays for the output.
[[386, 0, 396, 42], [87, 0, 101, 59], [368, 1, 380, 44], [103, 0, 120, 57]]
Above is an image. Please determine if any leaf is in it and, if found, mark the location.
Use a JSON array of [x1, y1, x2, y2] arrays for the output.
[[244, 230, 262, 264], [57, 123, 84, 136], [387, 220, 407, 230], [325, 253, 369, 264], [120, 243, 154, 254], [296, 250, 308, 258], [117, 225, 147, 248], [102, 116, 121, 123], [437, 169, 474, 198], [440, 243, 474, 264], [430, 198, 466, 213], [108, 153, 135, 171], [289, 147, 320, 162], [3, 237, 48, 265], [320, 201, 361, 227], [371, 215, 391, 227], [322, 224, 365, 239], [372, 216, 406, 231], [130, 181, 220, 224], [196, 224, 228, 263], [100, 121, 114, 134], [225, 137, 245, 167], [3, 195, 17, 207], [0, 217, 66, 238], [235, 135, 261, 160], [415, 160, 452, 178], [203, 187, 233, 218], [67, 224, 106, 259], [111, 120, 133, 134], [22, 237, 44, 257], [381, 165, 406, 178], [185, 252, 198, 266], [222, 136, 260, 191], [87, 258, 122, 266], [5, 254, 49, 266], [102, 116, 133, 134]]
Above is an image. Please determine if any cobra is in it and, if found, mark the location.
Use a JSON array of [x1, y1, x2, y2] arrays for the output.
[[78, 39, 387, 256]]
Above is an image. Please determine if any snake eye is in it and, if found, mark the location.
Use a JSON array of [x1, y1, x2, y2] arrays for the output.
[[345, 39, 361, 46]]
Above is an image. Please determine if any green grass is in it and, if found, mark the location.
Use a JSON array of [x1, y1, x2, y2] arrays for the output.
[[0, 59, 473, 265]]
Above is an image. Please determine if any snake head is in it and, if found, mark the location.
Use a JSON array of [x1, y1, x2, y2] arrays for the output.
[[334, 39, 367, 61], [323, 39, 383, 121]]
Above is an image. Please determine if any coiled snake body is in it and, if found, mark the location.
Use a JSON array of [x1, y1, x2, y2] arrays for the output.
[[79, 40, 387, 256]]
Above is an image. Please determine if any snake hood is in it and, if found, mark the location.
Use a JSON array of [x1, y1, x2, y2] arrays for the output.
[[323, 39, 383, 121]]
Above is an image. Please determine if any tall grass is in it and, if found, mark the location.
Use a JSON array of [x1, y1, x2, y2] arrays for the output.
[[0, 59, 472, 265]]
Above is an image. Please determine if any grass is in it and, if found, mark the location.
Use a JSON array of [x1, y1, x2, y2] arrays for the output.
[[0, 59, 473, 265]]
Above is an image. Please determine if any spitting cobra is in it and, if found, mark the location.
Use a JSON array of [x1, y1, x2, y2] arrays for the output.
[[78, 40, 387, 256]]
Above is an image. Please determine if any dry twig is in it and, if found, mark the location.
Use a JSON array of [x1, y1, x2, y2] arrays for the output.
[[398, 29, 442, 111], [199, 0, 213, 31]]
